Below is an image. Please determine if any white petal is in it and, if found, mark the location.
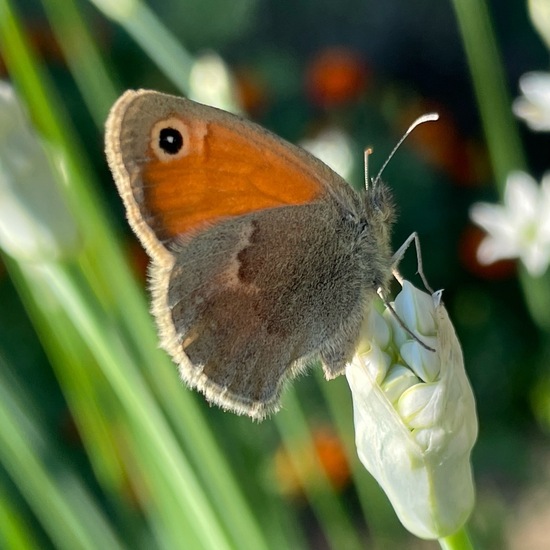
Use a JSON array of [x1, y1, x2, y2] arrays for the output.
[[412, 426, 446, 452], [476, 234, 519, 264], [383, 306, 408, 348], [513, 73, 550, 130], [368, 307, 392, 349], [301, 127, 355, 180], [539, 173, 550, 236], [397, 382, 441, 429], [189, 53, 239, 112], [0, 82, 79, 262], [393, 281, 436, 336], [355, 343, 392, 385], [518, 72, 550, 102], [381, 364, 421, 404], [512, 96, 550, 131], [469, 202, 515, 238], [400, 338, 440, 382], [505, 171, 539, 221], [520, 242, 550, 276], [528, 2, 550, 49]]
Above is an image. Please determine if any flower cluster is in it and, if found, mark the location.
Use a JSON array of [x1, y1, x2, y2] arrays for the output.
[[470, 171, 550, 276], [471, 1, 550, 278], [346, 281, 478, 539]]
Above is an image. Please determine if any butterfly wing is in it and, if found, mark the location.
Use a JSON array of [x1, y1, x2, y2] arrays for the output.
[[105, 90, 367, 418], [152, 203, 369, 419], [105, 89, 359, 264]]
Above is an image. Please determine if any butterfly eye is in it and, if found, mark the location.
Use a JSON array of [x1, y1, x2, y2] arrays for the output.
[[151, 117, 190, 162], [159, 127, 184, 155]]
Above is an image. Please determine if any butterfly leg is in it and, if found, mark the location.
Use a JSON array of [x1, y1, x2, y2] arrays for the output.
[[390, 231, 433, 294]]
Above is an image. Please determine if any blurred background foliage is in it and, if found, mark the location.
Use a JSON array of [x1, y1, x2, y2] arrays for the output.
[[1, 0, 550, 549]]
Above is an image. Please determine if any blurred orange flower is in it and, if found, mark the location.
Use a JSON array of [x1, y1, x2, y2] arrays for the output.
[[273, 427, 350, 498], [306, 47, 369, 107], [234, 69, 269, 116], [126, 236, 149, 285], [397, 103, 490, 187]]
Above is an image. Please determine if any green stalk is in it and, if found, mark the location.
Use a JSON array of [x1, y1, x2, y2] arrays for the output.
[[451, 0, 550, 332], [0, 478, 41, 550], [0, 2, 271, 548], [40, 0, 119, 125], [275, 388, 364, 550], [315, 372, 404, 543], [450, 0, 526, 189], [439, 526, 475, 550], [7, 257, 135, 516], [39, 261, 232, 550], [0, 359, 125, 550], [87, 0, 194, 94]]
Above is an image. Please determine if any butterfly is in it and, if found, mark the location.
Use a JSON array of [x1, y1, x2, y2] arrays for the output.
[[105, 89, 435, 419]]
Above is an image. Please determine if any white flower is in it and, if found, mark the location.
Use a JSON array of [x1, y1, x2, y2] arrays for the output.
[[188, 52, 241, 113], [470, 171, 550, 276], [0, 82, 79, 262], [300, 128, 355, 181], [346, 281, 478, 539], [528, 0, 550, 50], [512, 72, 550, 131]]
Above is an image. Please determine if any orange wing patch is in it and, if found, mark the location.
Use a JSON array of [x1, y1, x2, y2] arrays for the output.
[[142, 118, 325, 241]]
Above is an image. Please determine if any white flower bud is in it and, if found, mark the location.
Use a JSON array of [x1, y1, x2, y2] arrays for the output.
[[394, 280, 436, 335], [355, 308, 394, 383], [346, 281, 477, 539], [365, 306, 392, 349], [0, 83, 79, 262], [360, 344, 392, 385], [301, 127, 355, 181], [397, 382, 439, 429], [88, 0, 137, 21], [400, 338, 440, 382], [529, 0, 550, 50], [381, 365, 421, 405], [189, 52, 241, 113]]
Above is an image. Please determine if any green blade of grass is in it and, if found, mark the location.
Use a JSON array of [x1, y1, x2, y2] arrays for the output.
[[451, 0, 550, 332], [0, 2, 272, 547], [274, 388, 365, 550], [0, 479, 42, 550], [0, 358, 126, 550], [40, 0, 119, 125], [39, 261, 233, 550], [439, 527, 476, 550], [315, 371, 405, 545], [8, 259, 133, 501], [88, 0, 194, 94], [450, 0, 526, 189]]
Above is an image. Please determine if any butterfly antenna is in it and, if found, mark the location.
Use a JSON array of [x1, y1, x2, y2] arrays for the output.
[[372, 113, 439, 188], [364, 147, 373, 192]]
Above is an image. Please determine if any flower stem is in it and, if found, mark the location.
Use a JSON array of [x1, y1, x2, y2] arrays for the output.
[[88, 0, 194, 95], [451, 0, 550, 332], [438, 526, 476, 550], [450, 0, 527, 190]]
